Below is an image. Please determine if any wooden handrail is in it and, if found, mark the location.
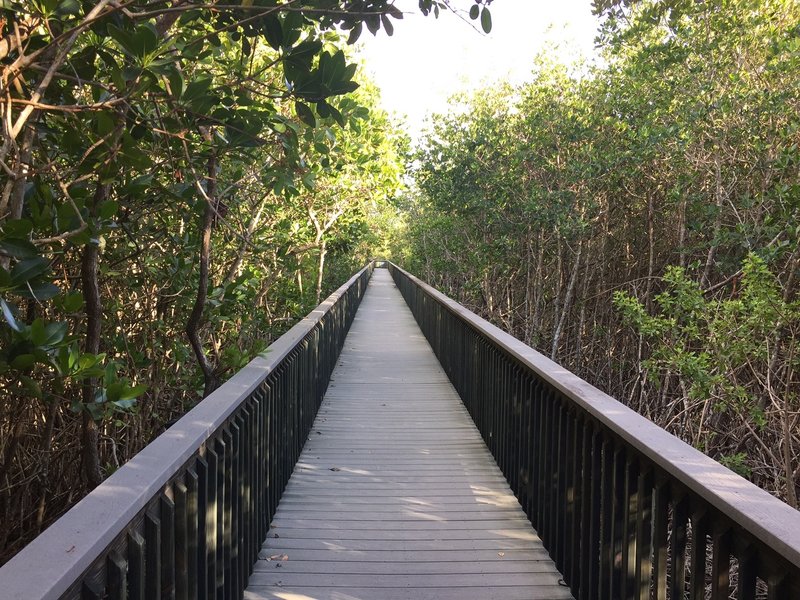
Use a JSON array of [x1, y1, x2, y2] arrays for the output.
[[389, 261, 800, 599], [0, 262, 374, 600]]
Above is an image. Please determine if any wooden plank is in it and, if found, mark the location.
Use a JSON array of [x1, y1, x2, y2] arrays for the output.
[[248, 572, 563, 587], [268, 519, 533, 530], [283, 482, 515, 491], [272, 507, 529, 518], [244, 269, 571, 599], [262, 529, 542, 541], [252, 558, 554, 574], [244, 586, 572, 600], [254, 549, 551, 563], [275, 494, 522, 507], [260, 539, 545, 552], [276, 489, 514, 498]]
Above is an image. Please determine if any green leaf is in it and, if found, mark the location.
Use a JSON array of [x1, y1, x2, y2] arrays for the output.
[[329, 80, 359, 96], [480, 6, 492, 33], [387, 4, 404, 19], [61, 291, 84, 312], [11, 353, 36, 369], [95, 111, 115, 136], [30, 318, 46, 345], [75, 352, 106, 378], [10, 257, 49, 285], [119, 384, 146, 401], [108, 23, 158, 58], [0, 238, 39, 259], [108, 25, 136, 57], [365, 14, 380, 34], [295, 102, 316, 127], [184, 77, 213, 102], [16, 281, 60, 301], [55, 0, 80, 16], [41, 322, 68, 346], [85, 402, 104, 420], [1, 299, 23, 332], [99, 201, 119, 219], [112, 398, 138, 410], [281, 9, 304, 46], [2, 219, 33, 238], [347, 22, 363, 44], [168, 70, 184, 98], [262, 15, 283, 50], [469, 4, 479, 19], [316, 101, 331, 119], [20, 375, 42, 399], [105, 381, 124, 403], [287, 40, 322, 67], [327, 104, 345, 127], [39, 0, 59, 15], [381, 15, 394, 36]]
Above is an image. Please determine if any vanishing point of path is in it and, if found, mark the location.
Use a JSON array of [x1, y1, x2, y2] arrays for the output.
[[244, 269, 573, 600]]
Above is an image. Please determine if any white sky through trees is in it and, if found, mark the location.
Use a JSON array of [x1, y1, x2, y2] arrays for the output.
[[357, 0, 602, 140]]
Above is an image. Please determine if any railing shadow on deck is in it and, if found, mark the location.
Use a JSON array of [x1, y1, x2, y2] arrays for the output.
[[388, 262, 800, 600], [0, 262, 375, 600]]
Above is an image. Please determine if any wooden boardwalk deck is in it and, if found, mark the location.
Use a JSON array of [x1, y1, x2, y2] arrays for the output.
[[245, 269, 572, 600]]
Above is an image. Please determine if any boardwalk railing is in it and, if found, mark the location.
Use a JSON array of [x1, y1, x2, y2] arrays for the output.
[[389, 262, 800, 600], [0, 262, 374, 600]]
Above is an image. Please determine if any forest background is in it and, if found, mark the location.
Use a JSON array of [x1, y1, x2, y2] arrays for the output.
[[1, 0, 799, 566]]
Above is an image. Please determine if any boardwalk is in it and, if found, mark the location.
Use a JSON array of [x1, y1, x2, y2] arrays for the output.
[[245, 269, 572, 600]]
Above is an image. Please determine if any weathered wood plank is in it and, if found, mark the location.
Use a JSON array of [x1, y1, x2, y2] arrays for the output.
[[261, 529, 542, 541], [259, 538, 544, 552], [254, 549, 551, 564], [244, 586, 573, 600], [251, 559, 551, 574], [271, 508, 529, 519], [248, 572, 564, 587], [244, 269, 571, 600]]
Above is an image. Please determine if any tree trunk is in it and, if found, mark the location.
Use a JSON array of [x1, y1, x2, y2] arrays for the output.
[[80, 236, 104, 490], [223, 195, 268, 285], [186, 149, 221, 398], [530, 230, 544, 346], [551, 241, 582, 361], [315, 239, 327, 305], [701, 154, 725, 287], [77, 111, 124, 487], [0, 125, 35, 270]]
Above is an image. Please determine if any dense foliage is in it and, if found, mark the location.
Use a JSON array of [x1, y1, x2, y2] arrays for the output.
[[398, 0, 800, 506], [0, 0, 497, 564]]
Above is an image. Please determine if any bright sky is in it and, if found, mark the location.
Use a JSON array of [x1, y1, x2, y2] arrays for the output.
[[356, 0, 602, 139]]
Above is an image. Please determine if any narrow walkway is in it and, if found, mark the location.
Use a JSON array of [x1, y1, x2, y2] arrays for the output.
[[245, 269, 572, 600]]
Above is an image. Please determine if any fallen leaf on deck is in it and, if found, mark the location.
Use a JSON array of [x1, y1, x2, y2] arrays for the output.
[[267, 554, 289, 561], [498, 552, 505, 557]]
